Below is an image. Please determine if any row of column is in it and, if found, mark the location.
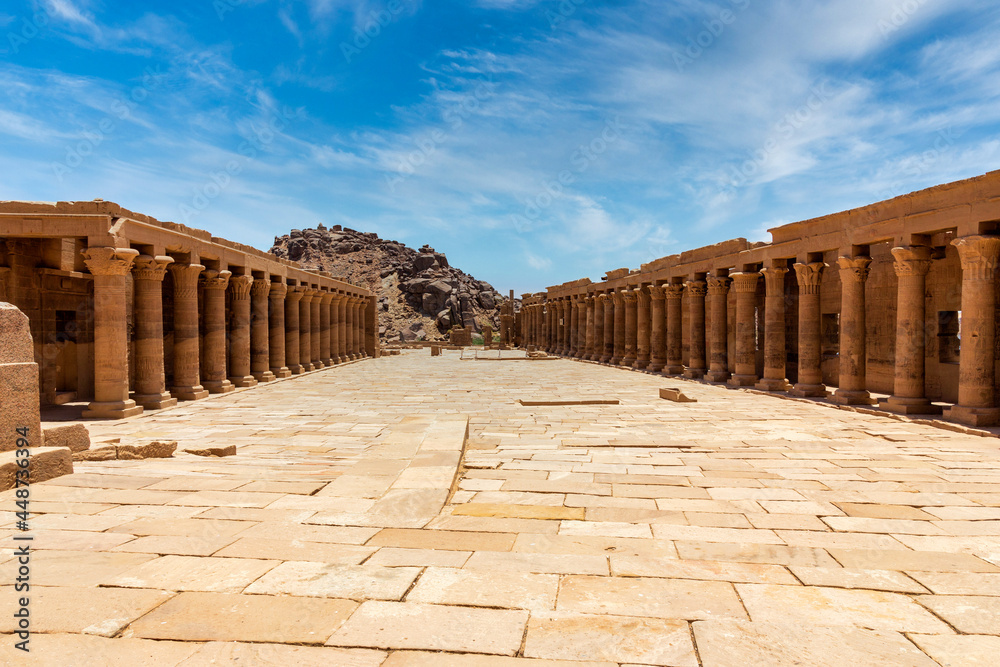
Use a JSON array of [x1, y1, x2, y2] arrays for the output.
[[81, 247, 371, 419], [520, 236, 1000, 427]]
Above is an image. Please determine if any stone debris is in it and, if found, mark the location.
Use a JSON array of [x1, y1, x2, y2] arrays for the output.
[[43, 424, 91, 452], [183, 445, 237, 457], [660, 387, 697, 402]]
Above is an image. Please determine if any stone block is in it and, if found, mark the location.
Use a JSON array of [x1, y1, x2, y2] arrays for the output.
[[118, 441, 177, 460], [0, 302, 42, 451], [660, 387, 696, 402], [73, 445, 117, 462], [43, 424, 91, 452], [183, 445, 237, 457], [0, 446, 73, 491]]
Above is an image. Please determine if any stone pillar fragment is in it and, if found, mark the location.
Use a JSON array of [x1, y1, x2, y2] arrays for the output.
[[944, 236, 1000, 426], [706, 275, 731, 382], [790, 262, 826, 397], [832, 256, 875, 405], [728, 272, 760, 387], [131, 255, 177, 409], [664, 284, 685, 374], [755, 267, 790, 392], [648, 285, 666, 373], [635, 287, 651, 369], [82, 247, 143, 419], [611, 292, 625, 365], [251, 278, 276, 382], [881, 247, 940, 414], [0, 303, 43, 449], [683, 280, 707, 379], [285, 286, 304, 374], [227, 275, 257, 388], [268, 282, 291, 378], [200, 269, 234, 394], [169, 263, 210, 400]]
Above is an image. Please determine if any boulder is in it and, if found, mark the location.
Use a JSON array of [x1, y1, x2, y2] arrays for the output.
[[43, 424, 90, 453], [0, 447, 73, 491]]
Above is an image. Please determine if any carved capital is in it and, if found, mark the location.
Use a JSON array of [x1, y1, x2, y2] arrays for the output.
[[228, 274, 254, 300], [664, 284, 685, 300], [611, 291, 625, 306], [268, 282, 288, 299], [320, 290, 336, 304], [168, 264, 205, 299], [200, 269, 232, 291], [83, 247, 139, 276], [597, 293, 610, 303], [251, 278, 271, 297], [685, 280, 707, 298], [951, 235, 1000, 281], [133, 255, 173, 282], [891, 246, 932, 277], [793, 262, 825, 295], [622, 290, 637, 304], [760, 267, 788, 294], [706, 275, 731, 296], [648, 285, 665, 301], [286, 286, 305, 302], [837, 256, 871, 284], [730, 272, 760, 294], [636, 287, 650, 306]]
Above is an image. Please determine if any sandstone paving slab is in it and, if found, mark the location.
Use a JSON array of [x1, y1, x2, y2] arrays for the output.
[[165, 489, 289, 508], [141, 477, 247, 492], [892, 534, 1000, 564], [193, 506, 318, 522], [557, 574, 747, 620], [406, 567, 559, 610], [512, 533, 676, 557], [107, 517, 258, 539], [0, 633, 200, 666], [523, 612, 697, 666], [110, 534, 241, 557], [234, 521, 378, 544], [0, 586, 173, 636], [450, 502, 584, 520], [110, 555, 279, 592], [611, 554, 797, 584], [318, 474, 397, 498], [834, 502, 938, 520], [327, 601, 528, 655], [692, 620, 939, 667], [129, 591, 358, 643], [24, 513, 133, 533], [245, 561, 421, 599], [97, 505, 207, 519], [367, 547, 472, 568], [558, 520, 652, 538], [675, 541, 839, 568], [28, 529, 137, 552], [908, 634, 1000, 667], [905, 571, 1000, 595], [828, 547, 1000, 572], [465, 551, 608, 575], [0, 550, 155, 587], [916, 595, 1000, 634], [789, 566, 929, 593], [178, 642, 386, 666], [41, 473, 165, 490], [214, 537, 375, 562], [428, 514, 562, 534], [381, 651, 616, 666], [367, 527, 516, 551], [736, 583, 952, 632]]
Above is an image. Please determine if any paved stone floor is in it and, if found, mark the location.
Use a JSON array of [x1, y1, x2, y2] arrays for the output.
[[3, 349, 1000, 665]]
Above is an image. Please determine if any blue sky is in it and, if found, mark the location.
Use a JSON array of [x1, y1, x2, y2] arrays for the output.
[[1, 0, 998, 294]]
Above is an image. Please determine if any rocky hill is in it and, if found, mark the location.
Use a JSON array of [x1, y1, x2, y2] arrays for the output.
[[269, 225, 509, 342]]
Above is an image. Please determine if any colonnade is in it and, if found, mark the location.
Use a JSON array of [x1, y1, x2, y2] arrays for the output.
[[519, 236, 1000, 427], [81, 246, 371, 419]]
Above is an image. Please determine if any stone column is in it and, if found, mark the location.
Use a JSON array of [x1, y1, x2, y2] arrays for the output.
[[299, 289, 314, 372], [338, 294, 349, 362], [345, 296, 357, 360], [790, 262, 826, 397], [648, 285, 666, 373], [622, 290, 638, 367], [559, 301, 569, 355], [169, 263, 209, 400], [131, 255, 177, 410], [755, 267, 790, 392], [706, 275, 731, 382], [592, 296, 604, 361], [728, 272, 760, 387], [832, 256, 875, 405], [285, 286, 304, 374], [635, 287, 651, 369], [568, 297, 579, 357], [309, 289, 323, 368], [881, 247, 938, 414], [226, 275, 257, 388], [683, 280, 707, 378], [542, 304, 551, 351], [611, 292, 625, 365], [200, 269, 234, 394], [320, 291, 334, 366], [665, 284, 685, 374], [330, 294, 343, 364], [251, 278, 276, 382], [357, 297, 368, 357], [600, 294, 614, 363], [944, 236, 1000, 426], [82, 247, 144, 419], [583, 296, 596, 360], [268, 282, 291, 378]]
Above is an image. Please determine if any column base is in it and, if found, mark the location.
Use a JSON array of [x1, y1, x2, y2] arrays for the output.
[[229, 375, 258, 388], [789, 383, 827, 397], [171, 385, 210, 401], [350, 353, 360, 361], [288, 364, 305, 374], [706, 369, 730, 383], [648, 359, 666, 373], [132, 392, 178, 410], [609, 355, 621, 365], [203, 379, 235, 394], [622, 355, 636, 367], [322, 358, 334, 367], [831, 389, 876, 405], [943, 405, 1000, 427], [727, 374, 758, 387], [600, 354, 612, 364], [312, 361, 326, 370], [253, 370, 277, 382], [755, 377, 790, 392], [635, 357, 650, 370], [683, 368, 706, 379], [879, 396, 943, 415], [270, 367, 292, 378], [83, 400, 143, 419], [302, 363, 316, 372], [665, 364, 685, 375]]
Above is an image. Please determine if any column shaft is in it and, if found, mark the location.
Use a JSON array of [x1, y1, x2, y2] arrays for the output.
[[320, 292, 334, 365], [832, 257, 875, 405], [684, 280, 707, 378], [728, 272, 760, 387], [251, 278, 276, 382], [169, 263, 209, 400], [584, 296, 596, 360], [227, 275, 257, 388], [310, 290, 324, 368], [201, 270, 234, 394], [611, 292, 625, 365], [132, 255, 177, 409], [299, 291, 314, 372], [790, 262, 826, 396], [665, 284, 684, 374], [706, 276, 730, 382], [269, 282, 291, 378], [755, 268, 790, 391], [648, 286, 666, 373], [600, 294, 614, 363], [636, 287, 651, 369], [285, 287, 304, 374]]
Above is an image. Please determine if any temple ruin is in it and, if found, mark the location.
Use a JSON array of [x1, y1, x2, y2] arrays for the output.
[[518, 170, 1000, 427]]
